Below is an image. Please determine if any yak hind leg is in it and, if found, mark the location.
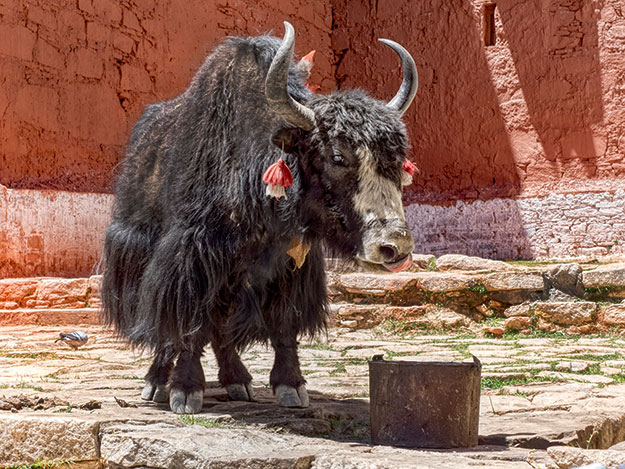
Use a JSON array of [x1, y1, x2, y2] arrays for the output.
[[211, 334, 254, 402], [141, 346, 175, 403], [168, 349, 206, 414], [270, 336, 309, 408]]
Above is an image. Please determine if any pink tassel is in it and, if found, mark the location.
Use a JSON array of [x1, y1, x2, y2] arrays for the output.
[[301, 50, 316, 66], [300, 50, 320, 93], [263, 159, 293, 199], [402, 159, 418, 186]]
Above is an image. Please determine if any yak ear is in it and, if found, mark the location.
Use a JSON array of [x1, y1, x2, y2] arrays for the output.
[[271, 126, 303, 154]]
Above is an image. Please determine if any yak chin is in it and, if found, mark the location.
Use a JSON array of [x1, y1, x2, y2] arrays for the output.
[[355, 255, 413, 273]]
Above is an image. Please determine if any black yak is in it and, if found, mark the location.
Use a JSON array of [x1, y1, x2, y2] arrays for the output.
[[102, 22, 417, 414]]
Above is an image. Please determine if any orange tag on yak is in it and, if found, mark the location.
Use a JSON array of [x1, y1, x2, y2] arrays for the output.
[[287, 238, 311, 268]]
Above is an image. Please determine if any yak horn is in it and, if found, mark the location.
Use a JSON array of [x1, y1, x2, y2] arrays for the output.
[[378, 39, 418, 115], [266, 22, 316, 131]]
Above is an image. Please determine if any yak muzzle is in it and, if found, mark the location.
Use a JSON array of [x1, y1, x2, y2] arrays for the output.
[[359, 219, 414, 272]]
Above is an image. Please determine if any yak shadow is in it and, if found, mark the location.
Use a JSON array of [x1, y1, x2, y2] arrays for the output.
[[186, 384, 373, 444]]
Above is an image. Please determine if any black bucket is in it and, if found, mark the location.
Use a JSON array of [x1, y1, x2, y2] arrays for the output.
[[369, 356, 481, 448]]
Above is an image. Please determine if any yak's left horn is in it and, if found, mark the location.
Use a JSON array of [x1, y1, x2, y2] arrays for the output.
[[266, 21, 316, 131], [378, 39, 418, 115]]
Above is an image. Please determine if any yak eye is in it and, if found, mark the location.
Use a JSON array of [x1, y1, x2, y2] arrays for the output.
[[331, 154, 347, 166]]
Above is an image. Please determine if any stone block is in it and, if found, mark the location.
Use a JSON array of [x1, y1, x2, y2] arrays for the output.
[[547, 446, 625, 469], [533, 301, 596, 325], [503, 303, 532, 317], [436, 254, 514, 272], [337, 272, 419, 296], [35, 278, 89, 308], [0, 279, 38, 305], [0, 24, 36, 61], [0, 415, 98, 466], [601, 304, 625, 326], [415, 272, 472, 292], [482, 272, 544, 291], [69, 48, 104, 79], [417, 310, 469, 328], [34, 39, 64, 69], [582, 267, 625, 288], [504, 316, 532, 331]]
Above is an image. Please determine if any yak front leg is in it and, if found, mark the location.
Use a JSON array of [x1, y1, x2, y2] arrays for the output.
[[141, 346, 175, 403], [270, 334, 309, 408], [168, 348, 206, 414], [211, 332, 254, 401]]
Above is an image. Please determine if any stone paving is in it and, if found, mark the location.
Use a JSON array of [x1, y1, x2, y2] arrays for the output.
[[2, 325, 625, 467]]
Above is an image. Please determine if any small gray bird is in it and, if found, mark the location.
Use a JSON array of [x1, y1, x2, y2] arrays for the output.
[[55, 331, 88, 350]]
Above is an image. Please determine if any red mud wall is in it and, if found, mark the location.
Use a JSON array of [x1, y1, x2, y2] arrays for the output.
[[0, 0, 333, 193], [333, 0, 625, 203]]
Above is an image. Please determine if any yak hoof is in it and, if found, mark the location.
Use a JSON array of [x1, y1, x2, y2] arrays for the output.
[[141, 381, 169, 402], [152, 384, 170, 403], [169, 388, 204, 414], [226, 383, 254, 402], [141, 381, 156, 401], [275, 384, 309, 408]]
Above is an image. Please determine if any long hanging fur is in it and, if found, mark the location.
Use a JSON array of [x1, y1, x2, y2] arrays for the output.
[[101, 36, 328, 353]]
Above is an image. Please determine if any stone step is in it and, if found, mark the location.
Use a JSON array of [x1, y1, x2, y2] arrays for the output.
[[2, 263, 625, 307], [1, 259, 624, 330], [0, 308, 101, 326], [0, 276, 102, 310], [332, 301, 625, 333]]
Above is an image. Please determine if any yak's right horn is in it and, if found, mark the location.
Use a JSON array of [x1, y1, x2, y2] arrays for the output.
[[378, 39, 418, 116], [265, 22, 316, 131]]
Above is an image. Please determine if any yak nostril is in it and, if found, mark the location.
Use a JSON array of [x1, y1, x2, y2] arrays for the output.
[[379, 244, 398, 263]]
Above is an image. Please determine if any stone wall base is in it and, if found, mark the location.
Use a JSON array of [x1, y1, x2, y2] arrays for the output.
[[405, 190, 625, 260]]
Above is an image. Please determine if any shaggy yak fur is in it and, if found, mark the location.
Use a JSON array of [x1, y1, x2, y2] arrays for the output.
[[102, 25, 416, 413]]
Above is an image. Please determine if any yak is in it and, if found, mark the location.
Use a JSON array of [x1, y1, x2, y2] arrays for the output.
[[102, 22, 417, 414]]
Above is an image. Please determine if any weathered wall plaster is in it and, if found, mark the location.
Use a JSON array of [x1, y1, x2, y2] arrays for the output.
[[0, 0, 333, 193], [0, 185, 113, 277]]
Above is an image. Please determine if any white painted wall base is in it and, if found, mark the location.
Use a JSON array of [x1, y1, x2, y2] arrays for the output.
[[405, 190, 625, 260], [2, 185, 624, 277], [0, 185, 114, 278]]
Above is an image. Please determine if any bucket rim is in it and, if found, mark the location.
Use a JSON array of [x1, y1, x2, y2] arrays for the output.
[[368, 356, 481, 368]]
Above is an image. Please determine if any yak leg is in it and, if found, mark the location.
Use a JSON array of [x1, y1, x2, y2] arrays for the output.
[[211, 332, 254, 401], [270, 333, 309, 408], [168, 348, 206, 414], [141, 346, 175, 402]]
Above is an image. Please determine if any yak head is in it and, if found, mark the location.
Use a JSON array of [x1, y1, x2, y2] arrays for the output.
[[266, 22, 417, 272]]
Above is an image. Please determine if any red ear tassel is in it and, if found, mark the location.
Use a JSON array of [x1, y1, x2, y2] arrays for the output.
[[300, 50, 320, 93], [402, 159, 418, 186], [263, 158, 293, 199], [301, 50, 316, 65]]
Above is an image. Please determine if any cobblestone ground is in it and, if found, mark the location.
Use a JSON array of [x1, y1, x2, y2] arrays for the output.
[[2, 325, 625, 468]]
